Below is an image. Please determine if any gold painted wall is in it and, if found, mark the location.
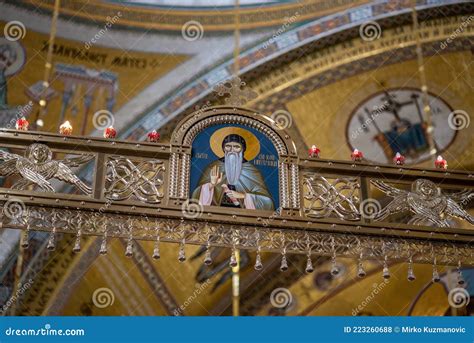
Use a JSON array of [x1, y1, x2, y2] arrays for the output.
[[286, 51, 474, 169], [59, 242, 235, 316]]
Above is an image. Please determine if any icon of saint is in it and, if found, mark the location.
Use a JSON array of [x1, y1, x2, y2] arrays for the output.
[[192, 134, 274, 210]]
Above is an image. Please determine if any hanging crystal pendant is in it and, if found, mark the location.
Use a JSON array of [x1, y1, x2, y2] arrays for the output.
[[229, 249, 238, 268], [46, 228, 56, 251], [125, 237, 133, 257], [204, 246, 212, 266], [21, 226, 30, 249], [204, 236, 212, 265], [432, 259, 440, 283], [457, 262, 465, 285], [73, 230, 82, 253], [280, 254, 288, 272], [382, 260, 390, 279], [178, 240, 186, 262], [254, 249, 263, 270], [357, 261, 366, 278], [407, 257, 416, 281], [432, 266, 440, 283], [152, 237, 161, 260], [99, 234, 108, 255], [357, 252, 366, 278], [305, 255, 314, 273], [330, 256, 339, 276]]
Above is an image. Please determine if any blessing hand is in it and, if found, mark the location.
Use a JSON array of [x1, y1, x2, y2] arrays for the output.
[[210, 165, 223, 187]]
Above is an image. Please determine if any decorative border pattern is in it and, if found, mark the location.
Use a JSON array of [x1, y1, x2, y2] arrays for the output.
[[20, 0, 369, 31], [3, 205, 472, 267]]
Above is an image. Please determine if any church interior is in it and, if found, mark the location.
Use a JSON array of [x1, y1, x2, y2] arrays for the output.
[[0, 0, 473, 317]]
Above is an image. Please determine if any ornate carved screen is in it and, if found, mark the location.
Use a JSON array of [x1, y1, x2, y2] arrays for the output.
[[0, 105, 473, 276]]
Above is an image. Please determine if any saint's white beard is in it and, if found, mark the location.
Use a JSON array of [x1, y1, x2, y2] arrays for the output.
[[224, 151, 243, 185]]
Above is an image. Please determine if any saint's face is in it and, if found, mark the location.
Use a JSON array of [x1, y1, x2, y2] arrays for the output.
[[223, 142, 242, 154]]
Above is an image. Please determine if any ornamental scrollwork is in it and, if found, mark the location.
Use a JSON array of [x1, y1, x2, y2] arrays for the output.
[[303, 174, 361, 220], [105, 156, 165, 203], [2, 204, 472, 267]]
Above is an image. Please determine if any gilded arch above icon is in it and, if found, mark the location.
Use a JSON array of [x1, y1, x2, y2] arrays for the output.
[[169, 106, 300, 212]]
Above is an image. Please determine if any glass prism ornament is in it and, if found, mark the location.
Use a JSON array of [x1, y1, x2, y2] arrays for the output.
[[204, 247, 212, 265], [152, 241, 161, 260], [280, 254, 288, 272], [382, 262, 390, 279], [151, 235, 160, 260], [432, 265, 440, 283], [21, 230, 29, 249], [407, 260, 416, 281], [229, 251, 238, 268], [125, 239, 133, 257], [305, 256, 314, 273], [330, 258, 339, 275], [73, 236, 81, 253], [46, 230, 56, 251], [254, 251, 263, 270], [178, 243, 186, 262], [357, 261, 366, 278], [152, 246, 160, 260], [99, 236, 108, 255], [457, 270, 465, 285]]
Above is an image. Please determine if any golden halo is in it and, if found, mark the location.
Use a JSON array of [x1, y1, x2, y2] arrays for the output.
[[210, 127, 260, 161]]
